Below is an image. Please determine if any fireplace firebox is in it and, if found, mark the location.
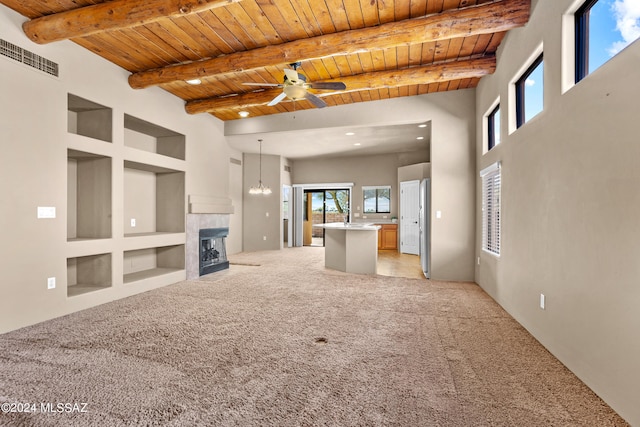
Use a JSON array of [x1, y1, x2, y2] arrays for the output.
[[199, 228, 229, 276]]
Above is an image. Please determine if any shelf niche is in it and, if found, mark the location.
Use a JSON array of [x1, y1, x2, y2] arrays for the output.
[[67, 94, 112, 143], [67, 253, 112, 297], [68, 149, 112, 241], [124, 114, 185, 160], [124, 244, 185, 284], [124, 161, 185, 236]]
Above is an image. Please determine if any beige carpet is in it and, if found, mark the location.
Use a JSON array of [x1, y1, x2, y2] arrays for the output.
[[0, 247, 628, 426]]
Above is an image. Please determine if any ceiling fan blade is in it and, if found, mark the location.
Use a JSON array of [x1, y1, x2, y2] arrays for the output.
[[305, 92, 327, 108], [267, 92, 287, 106], [284, 68, 299, 83], [243, 82, 282, 87], [309, 81, 346, 90]]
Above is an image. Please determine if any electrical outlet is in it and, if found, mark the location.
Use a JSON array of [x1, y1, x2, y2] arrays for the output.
[[540, 294, 545, 310], [263, 236, 267, 241], [265, 212, 269, 217], [47, 277, 56, 290], [130, 218, 136, 227]]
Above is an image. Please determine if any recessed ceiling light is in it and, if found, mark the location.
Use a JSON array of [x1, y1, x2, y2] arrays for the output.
[[238, 111, 250, 118], [345, 132, 355, 136], [354, 143, 361, 146], [416, 136, 424, 140], [186, 78, 202, 85], [418, 124, 427, 128]]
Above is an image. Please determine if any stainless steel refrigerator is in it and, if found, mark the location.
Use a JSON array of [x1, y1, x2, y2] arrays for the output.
[[419, 179, 430, 278]]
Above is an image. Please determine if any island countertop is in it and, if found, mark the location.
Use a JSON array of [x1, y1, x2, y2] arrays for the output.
[[313, 222, 381, 231], [313, 223, 380, 274]]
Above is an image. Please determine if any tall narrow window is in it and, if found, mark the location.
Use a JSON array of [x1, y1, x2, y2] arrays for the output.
[[481, 163, 501, 256], [576, 0, 640, 83], [515, 54, 544, 128], [487, 104, 501, 150]]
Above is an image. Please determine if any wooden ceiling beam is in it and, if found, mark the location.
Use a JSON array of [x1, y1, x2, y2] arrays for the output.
[[130, 0, 529, 89], [22, 0, 243, 44], [184, 55, 496, 114]]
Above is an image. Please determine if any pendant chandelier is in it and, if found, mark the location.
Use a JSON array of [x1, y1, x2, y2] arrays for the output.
[[249, 139, 272, 195]]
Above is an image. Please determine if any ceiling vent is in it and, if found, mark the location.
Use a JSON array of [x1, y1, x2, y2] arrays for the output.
[[1, 39, 59, 77]]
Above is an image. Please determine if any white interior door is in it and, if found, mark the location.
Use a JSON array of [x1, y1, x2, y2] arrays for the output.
[[400, 180, 420, 255]]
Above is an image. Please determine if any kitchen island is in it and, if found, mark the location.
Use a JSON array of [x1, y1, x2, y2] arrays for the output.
[[313, 222, 381, 274]]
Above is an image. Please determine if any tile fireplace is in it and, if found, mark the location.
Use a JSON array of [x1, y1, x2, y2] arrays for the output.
[[199, 228, 229, 275]]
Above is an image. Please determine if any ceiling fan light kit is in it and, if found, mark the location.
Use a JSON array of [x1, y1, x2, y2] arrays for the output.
[[243, 62, 346, 110]]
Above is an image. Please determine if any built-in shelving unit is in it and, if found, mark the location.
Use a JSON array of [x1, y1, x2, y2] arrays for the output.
[[124, 114, 185, 160], [65, 94, 186, 298], [123, 161, 185, 236], [67, 94, 112, 143], [67, 253, 112, 297], [67, 149, 112, 241], [123, 244, 185, 284]]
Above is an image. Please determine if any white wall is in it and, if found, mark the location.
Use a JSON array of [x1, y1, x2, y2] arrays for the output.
[[242, 153, 282, 252], [0, 6, 235, 333], [227, 148, 244, 255], [475, 0, 640, 423]]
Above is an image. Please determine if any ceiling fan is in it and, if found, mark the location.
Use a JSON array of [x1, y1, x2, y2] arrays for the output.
[[243, 62, 346, 108]]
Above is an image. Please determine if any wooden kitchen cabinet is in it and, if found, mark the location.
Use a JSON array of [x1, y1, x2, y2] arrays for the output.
[[378, 224, 398, 250]]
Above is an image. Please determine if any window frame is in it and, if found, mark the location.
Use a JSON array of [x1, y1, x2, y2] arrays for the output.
[[480, 163, 501, 256], [362, 185, 391, 214], [574, 0, 597, 83], [515, 53, 544, 128], [487, 103, 501, 151]]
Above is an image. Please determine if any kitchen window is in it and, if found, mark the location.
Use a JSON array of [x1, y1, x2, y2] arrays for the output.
[[363, 186, 391, 213]]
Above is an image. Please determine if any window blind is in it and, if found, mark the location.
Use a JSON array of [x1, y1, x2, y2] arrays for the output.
[[481, 163, 501, 255]]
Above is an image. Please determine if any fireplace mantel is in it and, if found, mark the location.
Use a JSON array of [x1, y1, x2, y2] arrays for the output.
[[188, 195, 234, 214]]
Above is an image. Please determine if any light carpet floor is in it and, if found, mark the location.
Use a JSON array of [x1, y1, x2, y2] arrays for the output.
[[0, 247, 628, 426]]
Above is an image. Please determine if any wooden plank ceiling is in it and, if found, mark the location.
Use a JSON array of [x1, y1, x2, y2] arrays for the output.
[[2, 0, 530, 121]]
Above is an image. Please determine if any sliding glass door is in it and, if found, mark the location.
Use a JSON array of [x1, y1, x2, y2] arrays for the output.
[[303, 189, 350, 247]]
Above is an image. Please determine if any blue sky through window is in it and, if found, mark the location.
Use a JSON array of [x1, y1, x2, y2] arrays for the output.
[[588, 0, 640, 74], [523, 1, 639, 124], [524, 60, 544, 123]]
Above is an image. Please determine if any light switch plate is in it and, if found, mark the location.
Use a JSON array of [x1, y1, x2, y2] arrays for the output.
[[130, 218, 136, 227], [47, 277, 56, 290], [436, 210, 442, 219], [38, 207, 56, 219]]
